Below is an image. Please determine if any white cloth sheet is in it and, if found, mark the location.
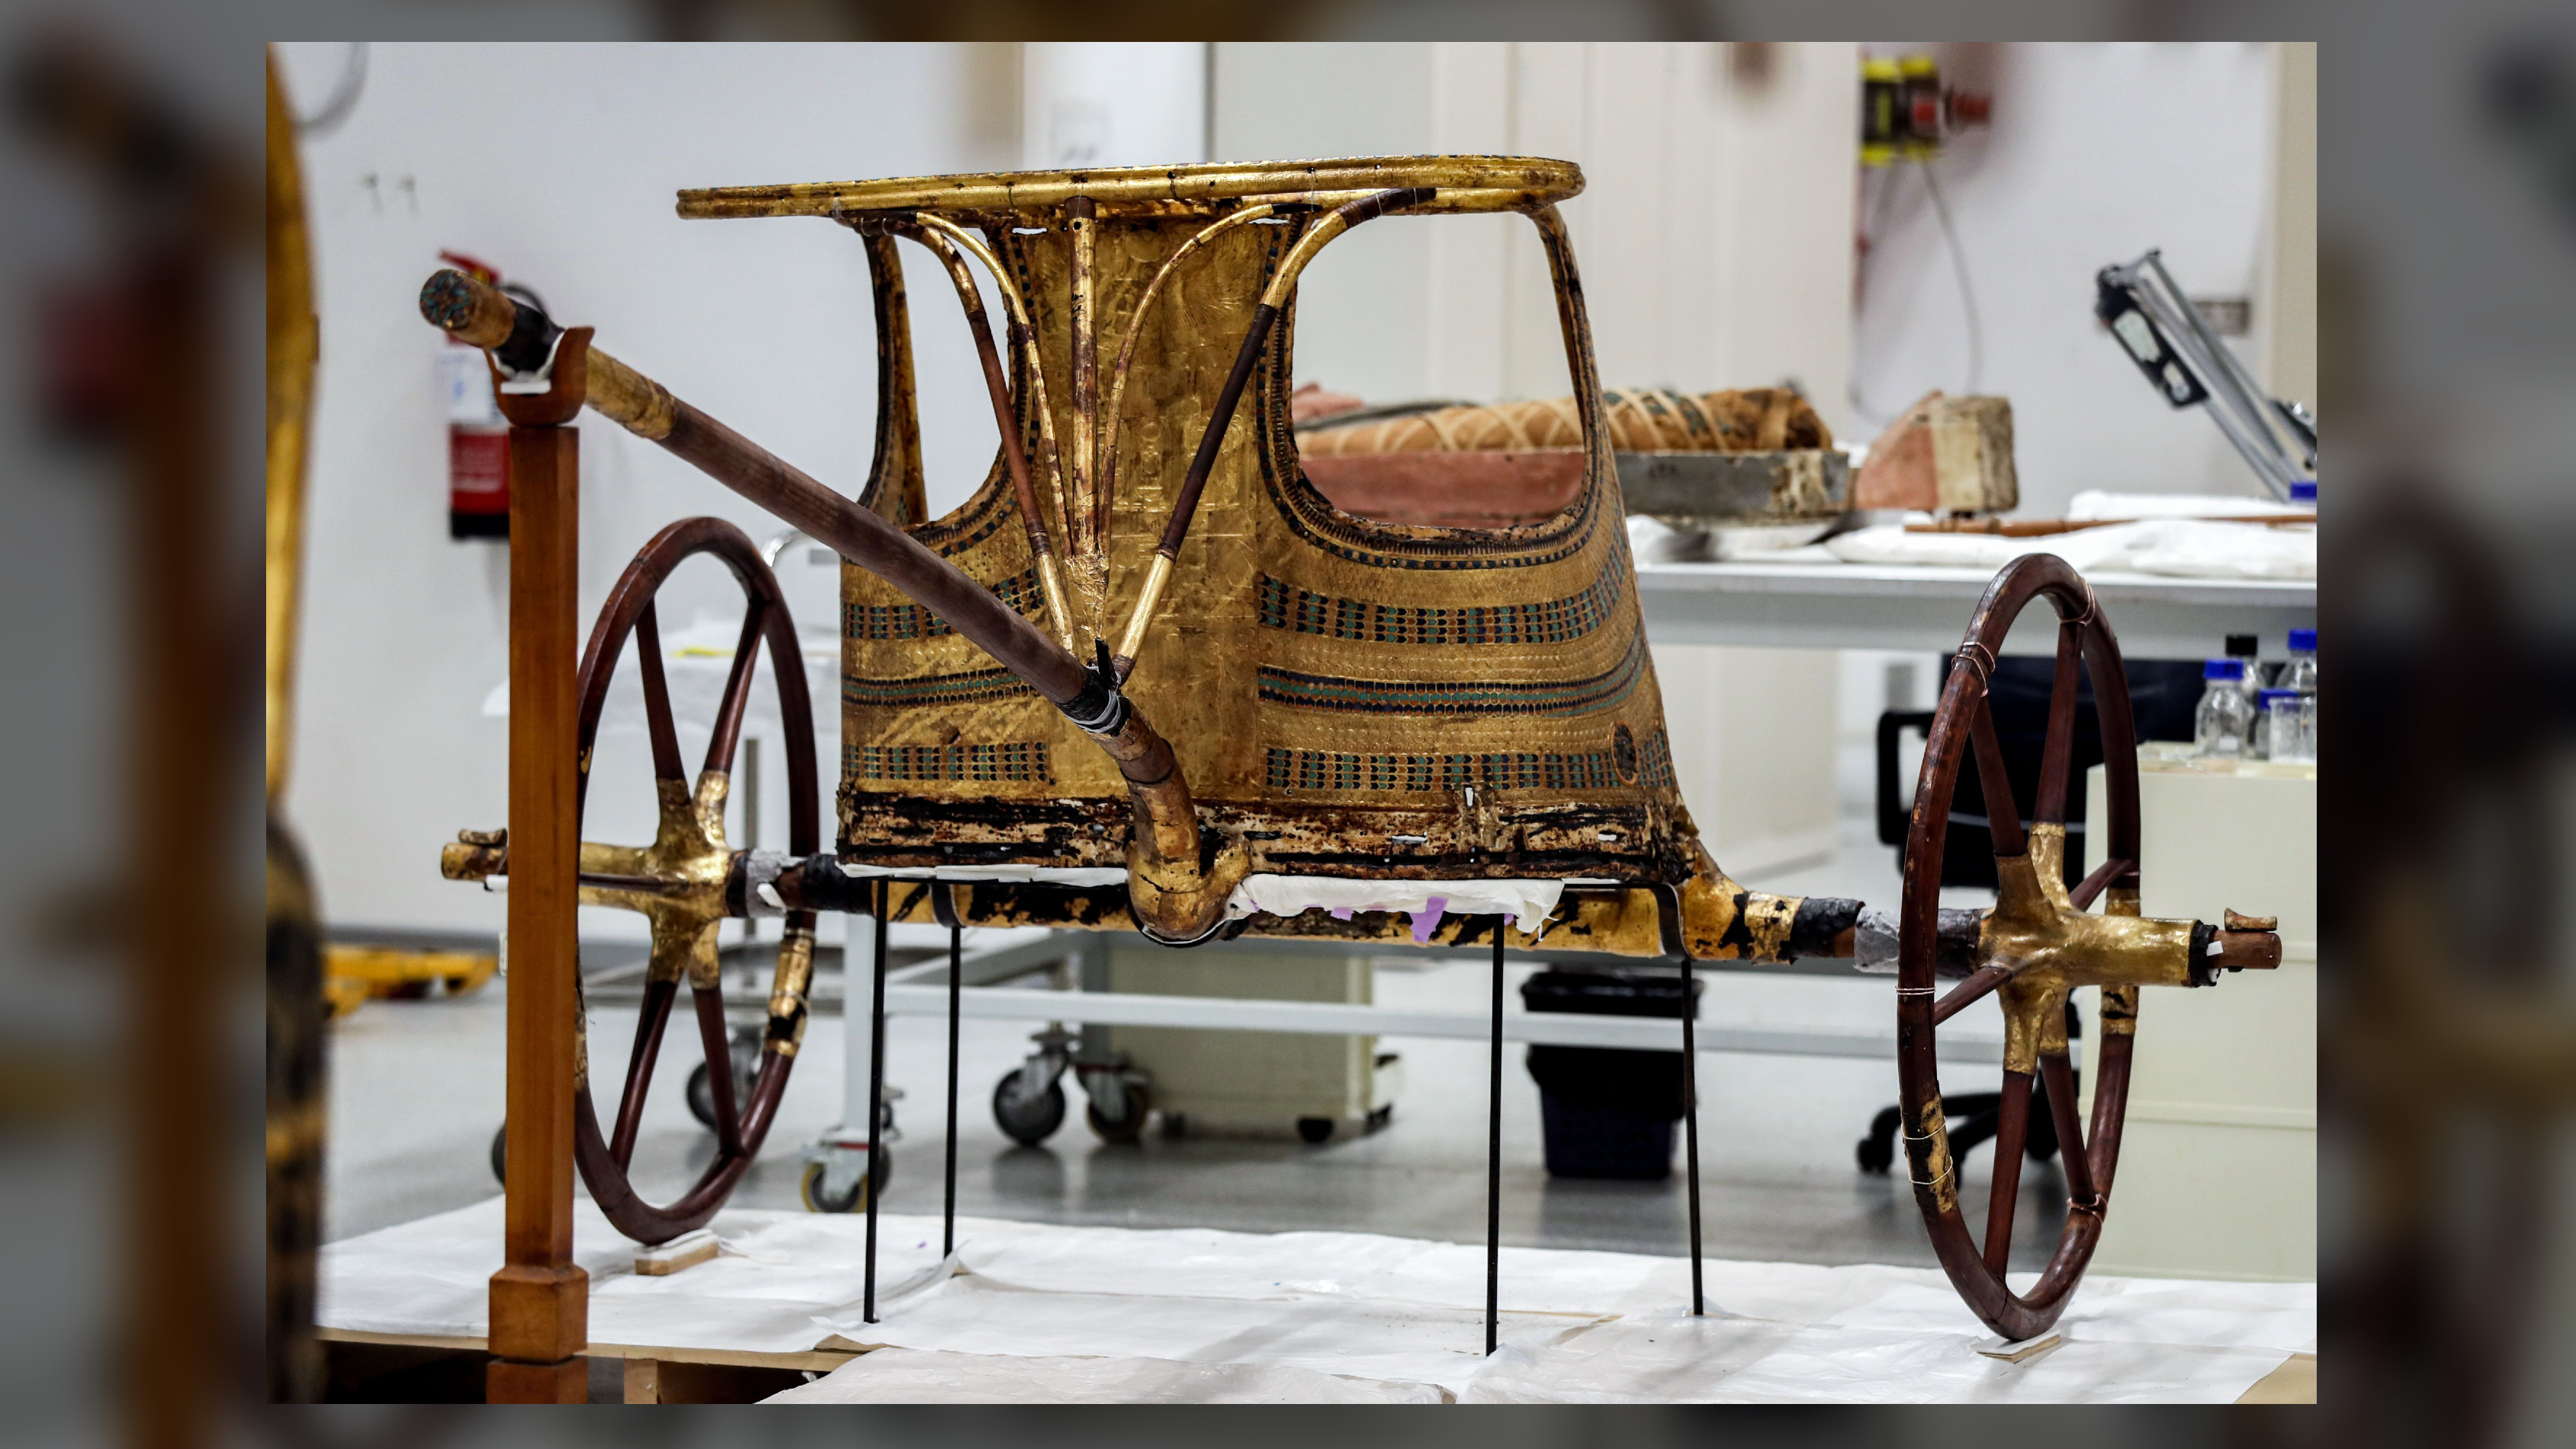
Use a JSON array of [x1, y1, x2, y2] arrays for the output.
[[769, 1347, 1447, 1403], [317, 1197, 2311, 1404], [2063, 490, 2314, 521], [1224, 875, 1566, 938], [1824, 517, 2314, 580]]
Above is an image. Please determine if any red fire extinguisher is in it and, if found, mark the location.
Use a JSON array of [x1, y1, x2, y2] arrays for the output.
[[438, 250, 543, 539]]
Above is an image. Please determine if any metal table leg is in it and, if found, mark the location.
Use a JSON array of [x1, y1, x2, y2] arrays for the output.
[[1485, 924, 1504, 1356], [1682, 954, 1704, 1316], [862, 879, 888, 1322], [943, 912, 961, 1258]]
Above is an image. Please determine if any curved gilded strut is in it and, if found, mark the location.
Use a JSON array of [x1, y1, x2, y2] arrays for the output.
[[1112, 187, 1430, 678], [875, 220, 1075, 653], [908, 214, 1080, 614]]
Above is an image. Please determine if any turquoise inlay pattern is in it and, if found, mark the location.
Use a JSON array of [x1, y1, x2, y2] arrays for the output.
[[1261, 725, 1672, 794], [1257, 637, 1643, 718], [847, 740, 1051, 783], [843, 666, 1031, 709], [1640, 725, 1675, 789], [910, 480, 1019, 558], [1254, 567, 1623, 646], [844, 568, 1041, 641]]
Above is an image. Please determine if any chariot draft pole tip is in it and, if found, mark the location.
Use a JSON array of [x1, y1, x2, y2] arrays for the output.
[[419, 266, 568, 385], [419, 267, 509, 345]]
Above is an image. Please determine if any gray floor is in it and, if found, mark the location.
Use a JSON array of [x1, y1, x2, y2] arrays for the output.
[[325, 823, 2061, 1272]]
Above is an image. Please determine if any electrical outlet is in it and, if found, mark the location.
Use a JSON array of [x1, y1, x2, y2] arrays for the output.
[[2192, 296, 2252, 336]]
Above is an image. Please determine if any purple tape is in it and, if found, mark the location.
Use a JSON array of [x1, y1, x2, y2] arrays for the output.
[[1410, 896, 1448, 945]]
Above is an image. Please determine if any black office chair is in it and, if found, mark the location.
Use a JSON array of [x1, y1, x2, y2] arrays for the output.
[[1857, 657, 2202, 1174], [1874, 655, 2205, 889]]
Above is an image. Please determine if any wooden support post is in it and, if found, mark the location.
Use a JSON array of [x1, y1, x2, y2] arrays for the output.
[[487, 337, 594, 1403]]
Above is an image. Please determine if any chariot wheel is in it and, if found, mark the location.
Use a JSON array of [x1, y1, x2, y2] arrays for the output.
[[1897, 553, 2150, 1342], [568, 516, 819, 1244]]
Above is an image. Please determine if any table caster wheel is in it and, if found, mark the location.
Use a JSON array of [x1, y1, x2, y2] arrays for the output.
[[800, 1150, 889, 1213], [994, 1075, 1066, 1147]]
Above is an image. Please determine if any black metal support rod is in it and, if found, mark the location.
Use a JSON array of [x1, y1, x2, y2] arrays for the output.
[[862, 879, 889, 1322], [943, 917, 962, 1258], [1486, 923, 1505, 1357], [1681, 954, 1704, 1316]]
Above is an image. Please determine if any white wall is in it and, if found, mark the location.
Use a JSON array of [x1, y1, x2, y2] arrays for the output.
[[1216, 41, 1858, 435], [1851, 42, 2282, 516], [1023, 42, 1208, 169], [277, 42, 1024, 933]]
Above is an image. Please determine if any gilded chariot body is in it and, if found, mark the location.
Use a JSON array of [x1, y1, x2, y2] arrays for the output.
[[425, 156, 2279, 1341]]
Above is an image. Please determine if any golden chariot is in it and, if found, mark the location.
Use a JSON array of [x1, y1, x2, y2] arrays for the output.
[[420, 156, 2281, 1345]]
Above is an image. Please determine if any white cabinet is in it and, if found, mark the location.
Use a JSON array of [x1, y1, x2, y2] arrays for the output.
[[2080, 755, 2317, 1281]]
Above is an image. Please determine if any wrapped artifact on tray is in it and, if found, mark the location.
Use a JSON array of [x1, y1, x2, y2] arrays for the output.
[[1295, 387, 1848, 541]]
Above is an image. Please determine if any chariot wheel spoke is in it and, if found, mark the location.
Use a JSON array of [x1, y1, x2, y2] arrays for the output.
[[634, 601, 687, 782], [2039, 1052, 2096, 1208], [2033, 620, 2082, 826], [2068, 856, 2133, 913], [1932, 963, 2013, 1025], [610, 978, 678, 1168], [703, 601, 768, 779], [692, 982, 744, 1158], [577, 870, 689, 896], [1983, 1071, 2035, 1276], [1967, 699, 2027, 858]]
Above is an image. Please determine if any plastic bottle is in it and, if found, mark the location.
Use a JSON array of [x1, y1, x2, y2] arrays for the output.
[[2257, 689, 2310, 762], [2281, 628, 2317, 765], [2227, 633, 2264, 753], [2282, 628, 2317, 696], [2195, 660, 2252, 760]]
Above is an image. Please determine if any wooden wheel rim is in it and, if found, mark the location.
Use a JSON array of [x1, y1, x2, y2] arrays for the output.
[[567, 516, 820, 1243], [1898, 553, 2144, 1341]]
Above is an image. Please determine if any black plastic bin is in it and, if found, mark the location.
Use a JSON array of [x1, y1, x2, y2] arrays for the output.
[[1521, 969, 1703, 1180]]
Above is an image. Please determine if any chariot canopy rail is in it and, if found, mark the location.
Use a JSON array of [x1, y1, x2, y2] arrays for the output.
[[670, 154, 1583, 221]]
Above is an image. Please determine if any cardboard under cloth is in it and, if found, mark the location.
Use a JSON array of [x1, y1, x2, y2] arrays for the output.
[[317, 1197, 2311, 1404]]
